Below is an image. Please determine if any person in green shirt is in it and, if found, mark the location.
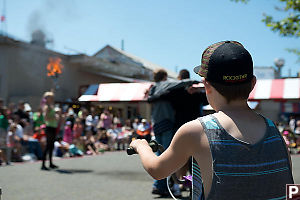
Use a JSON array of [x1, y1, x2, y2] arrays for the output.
[[0, 107, 9, 130], [41, 92, 59, 170], [33, 108, 45, 128]]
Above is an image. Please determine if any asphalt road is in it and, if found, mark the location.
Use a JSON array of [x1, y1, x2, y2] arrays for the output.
[[0, 152, 299, 200]]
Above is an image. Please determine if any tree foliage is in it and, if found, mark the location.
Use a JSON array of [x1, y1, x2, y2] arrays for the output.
[[233, 0, 300, 37], [232, 0, 300, 63]]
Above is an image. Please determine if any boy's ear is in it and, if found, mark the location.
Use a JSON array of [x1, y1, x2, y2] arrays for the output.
[[251, 76, 257, 91], [203, 79, 212, 94]]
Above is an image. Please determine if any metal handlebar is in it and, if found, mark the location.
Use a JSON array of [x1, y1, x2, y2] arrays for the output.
[[127, 140, 163, 155]]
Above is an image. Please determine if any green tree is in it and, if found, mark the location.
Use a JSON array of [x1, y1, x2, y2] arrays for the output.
[[233, 0, 300, 60]]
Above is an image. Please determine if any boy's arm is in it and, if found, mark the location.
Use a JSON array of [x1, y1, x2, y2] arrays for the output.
[[130, 120, 202, 180]]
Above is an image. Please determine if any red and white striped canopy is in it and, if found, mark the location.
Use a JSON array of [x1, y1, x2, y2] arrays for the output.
[[249, 78, 300, 100], [79, 78, 300, 102], [79, 82, 152, 102]]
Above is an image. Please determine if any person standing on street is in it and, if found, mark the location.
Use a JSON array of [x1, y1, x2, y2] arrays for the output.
[[41, 92, 59, 170], [147, 69, 198, 197]]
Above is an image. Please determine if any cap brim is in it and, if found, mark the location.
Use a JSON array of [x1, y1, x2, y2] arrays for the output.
[[193, 65, 201, 75]]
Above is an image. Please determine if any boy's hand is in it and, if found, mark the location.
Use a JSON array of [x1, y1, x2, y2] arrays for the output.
[[129, 139, 149, 153]]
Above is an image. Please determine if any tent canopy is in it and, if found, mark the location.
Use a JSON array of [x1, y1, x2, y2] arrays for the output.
[[249, 78, 300, 100], [79, 82, 152, 102], [78, 78, 300, 102]]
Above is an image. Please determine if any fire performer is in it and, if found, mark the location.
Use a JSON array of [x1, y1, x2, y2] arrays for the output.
[[41, 91, 59, 170]]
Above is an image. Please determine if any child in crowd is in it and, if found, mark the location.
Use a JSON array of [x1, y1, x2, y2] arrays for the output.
[[282, 130, 292, 150], [63, 121, 73, 145], [95, 128, 110, 152], [132, 118, 140, 132], [85, 130, 98, 155], [7, 124, 21, 162], [130, 41, 294, 199], [295, 120, 300, 147], [106, 124, 120, 151], [122, 119, 134, 146], [136, 119, 152, 142], [73, 118, 83, 140], [53, 136, 69, 157], [32, 125, 47, 150]]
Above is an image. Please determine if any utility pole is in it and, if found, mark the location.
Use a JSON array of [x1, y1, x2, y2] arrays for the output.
[[121, 39, 124, 51]]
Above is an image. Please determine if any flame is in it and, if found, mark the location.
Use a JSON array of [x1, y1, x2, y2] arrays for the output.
[[47, 57, 63, 77]]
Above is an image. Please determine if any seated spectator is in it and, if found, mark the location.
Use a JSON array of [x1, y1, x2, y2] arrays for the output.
[[73, 118, 83, 140], [13, 118, 43, 160], [68, 143, 84, 157], [113, 110, 123, 128], [71, 118, 85, 153], [295, 120, 300, 135], [115, 120, 132, 150], [106, 124, 122, 151], [55, 107, 65, 137], [74, 136, 85, 154], [63, 121, 73, 145], [32, 125, 47, 151], [94, 128, 110, 152], [282, 130, 291, 150], [53, 136, 83, 158], [277, 122, 285, 133], [53, 136, 69, 157], [295, 120, 300, 147], [66, 108, 76, 129], [86, 107, 99, 135], [136, 119, 152, 142], [121, 119, 134, 146], [7, 124, 22, 162], [14, 101, 29, 127], [85, 130, 99, 155], [98, 109, 113, 130], [22, 119, 33, 138], [20, 119, 42, 160], [132, 118, 140, 132]]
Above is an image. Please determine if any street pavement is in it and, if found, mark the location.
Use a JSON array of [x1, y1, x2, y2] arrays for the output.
[[0, 152, 299, 200]]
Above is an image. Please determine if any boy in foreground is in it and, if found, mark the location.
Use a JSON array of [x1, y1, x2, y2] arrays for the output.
[[130, 41, 294, 199]]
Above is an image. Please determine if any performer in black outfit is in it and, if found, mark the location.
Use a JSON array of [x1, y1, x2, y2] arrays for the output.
[[41, 92, 59, 170]]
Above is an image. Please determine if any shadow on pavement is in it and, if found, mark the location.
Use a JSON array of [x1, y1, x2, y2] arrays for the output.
[[54, 169, 94, 174], [95, 170, 151, 182]]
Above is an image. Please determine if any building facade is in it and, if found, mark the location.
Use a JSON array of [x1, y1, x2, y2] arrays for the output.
[[0, 35, 174, 117]]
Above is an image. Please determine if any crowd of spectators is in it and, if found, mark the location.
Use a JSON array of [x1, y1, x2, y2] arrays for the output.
[[1, 95, 299, 166], [278, 115, 300, 154], [0, 98, 153, 166]]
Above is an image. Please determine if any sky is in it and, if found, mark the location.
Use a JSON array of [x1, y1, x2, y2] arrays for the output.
[[2, 0, 300, 80]]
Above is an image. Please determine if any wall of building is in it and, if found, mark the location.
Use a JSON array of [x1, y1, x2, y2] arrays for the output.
[[1, 42, 52, 107], [0, 40, 124, 110], [0, 43, 9, 105], [95, 46, 153, 80]]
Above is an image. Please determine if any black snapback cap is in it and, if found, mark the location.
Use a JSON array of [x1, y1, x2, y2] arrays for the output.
[[194, 41, 253, 85]]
